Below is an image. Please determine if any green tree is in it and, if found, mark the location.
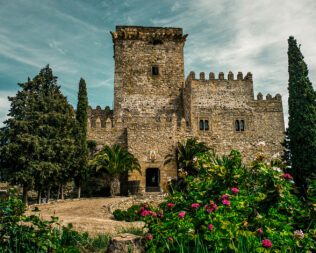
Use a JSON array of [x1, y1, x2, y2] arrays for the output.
[[0, 65, 77, 204], [287, 36, 316, 197], [164, 138, 210, 176], [74, 78, 89, 199], [91, 144, 141, 196]]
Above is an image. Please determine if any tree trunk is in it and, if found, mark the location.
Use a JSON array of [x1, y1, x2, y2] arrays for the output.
[[77, 185, 81, 199], [57, 185, 60, 200], [37, 190, 41, 204], [47, 186, 51, 203], [22, 186, 28, 205], [61, 185, 64, 200], [110, 177, 120, 197]]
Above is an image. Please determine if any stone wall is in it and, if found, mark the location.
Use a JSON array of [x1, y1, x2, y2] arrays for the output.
[[111, 26, 187, 121], [184, 71, 284, 162]]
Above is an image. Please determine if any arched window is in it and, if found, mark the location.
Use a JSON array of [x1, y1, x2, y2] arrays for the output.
[[200, 120, 204, 130], [205, 120, 209, 130], [240, 120, 245, 131], [235, 120, 240, 131]]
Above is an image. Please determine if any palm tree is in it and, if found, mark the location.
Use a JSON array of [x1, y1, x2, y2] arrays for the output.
[[91, 144, 141, 196], [165, 138, 210, 176]]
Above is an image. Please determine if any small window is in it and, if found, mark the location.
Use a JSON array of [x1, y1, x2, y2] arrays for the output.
[[240, 120, 245, 131], [152, 66, 159, 75], [205, 120, 209, 130], [235, 120, 240, 131], [199, 120, 204, 130]]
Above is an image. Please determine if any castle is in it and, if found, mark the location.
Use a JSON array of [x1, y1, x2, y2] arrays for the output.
[[87, 26, 285, 193]]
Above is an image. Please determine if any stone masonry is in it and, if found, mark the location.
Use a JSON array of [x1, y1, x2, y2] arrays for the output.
[[87, 26, 285, 193]]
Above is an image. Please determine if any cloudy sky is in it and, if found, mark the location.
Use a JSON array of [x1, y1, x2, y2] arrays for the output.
[[1, 0, 316, 127]]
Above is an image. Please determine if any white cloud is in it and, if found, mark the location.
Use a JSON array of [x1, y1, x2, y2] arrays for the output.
[[0, 91, 15, 127]]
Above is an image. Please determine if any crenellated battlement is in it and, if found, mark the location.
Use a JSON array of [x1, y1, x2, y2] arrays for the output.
[[87, 111, 189, 131], [185, 71, 253, 83], [110, 26, 188, 43], [255, 92, 282, 101], [88, 105, 113, 128]]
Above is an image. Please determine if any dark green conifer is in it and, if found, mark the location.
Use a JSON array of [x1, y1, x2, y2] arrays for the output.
[[74, 78, 89, 199], [0, 65, 77, 203], [287, 36, 316, 196]]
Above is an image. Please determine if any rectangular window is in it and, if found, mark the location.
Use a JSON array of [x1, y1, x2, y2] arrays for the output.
[[152, 66, 159, 75], [205, 120, 209, 130], [240, 120, 245, 131], [199, 120, 204, 130], [235, 120, 240, 131]]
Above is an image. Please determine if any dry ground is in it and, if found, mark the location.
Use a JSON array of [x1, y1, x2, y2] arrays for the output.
[[26, 197, 145, 236]]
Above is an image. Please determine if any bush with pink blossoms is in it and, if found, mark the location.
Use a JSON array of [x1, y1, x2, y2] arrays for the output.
[[231, 187, 239, 194], [138, 150, 314, 252], [262, 239, 272, 249], [191, 203, 200, 209]]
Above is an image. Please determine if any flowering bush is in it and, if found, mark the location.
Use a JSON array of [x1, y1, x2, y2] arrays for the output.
[[140, 150, 315, 252]]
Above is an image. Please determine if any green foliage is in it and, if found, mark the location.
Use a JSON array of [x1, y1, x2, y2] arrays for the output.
[[0, 65, 78, 202], [91, 144, 141, 177], [0, 189, 109, 252], [165, 138, 210, 176], [119, 226, 144, 236], [90, 144, 141, 196], [141, 150, 315, 252], [287, 36, 316, 196], [87, 140, 97, 157], [113, 204, 143, 222], [73, 78, 89, 196]]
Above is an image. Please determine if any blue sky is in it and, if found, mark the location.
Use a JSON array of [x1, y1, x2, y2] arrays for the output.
[[1, 0, 316, 127]]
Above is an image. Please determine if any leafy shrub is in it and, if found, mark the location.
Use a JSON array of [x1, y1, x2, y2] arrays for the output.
[[113, 204, 143, 222], [140, 149, 315, 252], [0, 189, 109, 252]]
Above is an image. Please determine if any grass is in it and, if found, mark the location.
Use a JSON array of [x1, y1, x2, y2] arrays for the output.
[[118, 226, 144, 236]]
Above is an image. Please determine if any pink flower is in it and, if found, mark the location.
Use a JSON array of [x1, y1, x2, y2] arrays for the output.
[[167, 203, 174, 207], [191, 203, 200, 209], [221, 194, 230, 200], [141, 210, 149, 216], [208, 224, 214, 231], [262, 239, 272, 249], [256, 228, 263, 234], [168, 237, 173, 241], [158, 213, 164, 218], [147, 234, 152, 240], [144, 204, 149, 209], [204, 203, 217, 213], [222, 199, 231, 206], [231, 188, 239, 194], [139, 207, 144, 212], [178, 212, 186, 218], [152, 213, 157, 217], [294, 229, 304, 240], [283, 173, 291, 179]]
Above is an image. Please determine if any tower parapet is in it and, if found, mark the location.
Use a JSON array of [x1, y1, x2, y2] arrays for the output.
[[110, 26, 188, 43]]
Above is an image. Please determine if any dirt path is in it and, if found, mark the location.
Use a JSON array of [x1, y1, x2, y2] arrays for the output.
[[26, 197, 145, 236]]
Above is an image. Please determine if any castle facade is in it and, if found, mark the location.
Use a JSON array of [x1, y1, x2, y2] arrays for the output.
[[87, 26, 285, 193]]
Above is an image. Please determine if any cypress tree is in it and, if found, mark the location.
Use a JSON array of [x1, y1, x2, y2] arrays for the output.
[[74, 78, 89, 199], [0, 65, 77, 204], [287, 36, 316, 197]]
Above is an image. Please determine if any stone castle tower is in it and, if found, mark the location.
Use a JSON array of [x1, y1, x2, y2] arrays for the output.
[[87, 26, 285, 193]]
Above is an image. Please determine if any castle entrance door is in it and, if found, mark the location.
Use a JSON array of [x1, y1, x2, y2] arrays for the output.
[[146, 168, 160, 192]]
